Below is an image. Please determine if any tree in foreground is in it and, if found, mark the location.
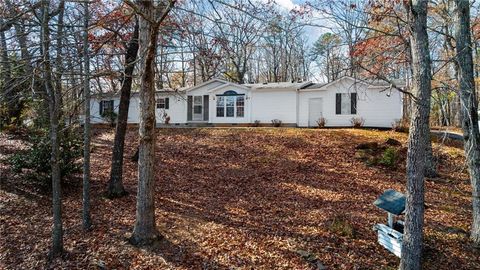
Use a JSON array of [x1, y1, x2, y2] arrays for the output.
[[107, 19, 140, 198], [82, 0, 92, 231], [127, 0, 175, 246], [40, 0, 64, 257], [453, 0, 480, 246], [400, 0, 432, 269]]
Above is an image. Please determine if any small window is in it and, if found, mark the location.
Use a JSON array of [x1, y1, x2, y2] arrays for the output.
[[193, 96, 202, 114], [100, 100, 114, 115], [156, 97, 169, 109], [236, 96, 244, 117], [226, 96, 235, 117], [335, 93, 357, 115], [216, 96, 225, 117]]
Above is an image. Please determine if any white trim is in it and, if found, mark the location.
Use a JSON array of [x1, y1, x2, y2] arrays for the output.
[[185, 79, 231, 93], [207, 82, 250, 93], [302, 76, 370, 91]]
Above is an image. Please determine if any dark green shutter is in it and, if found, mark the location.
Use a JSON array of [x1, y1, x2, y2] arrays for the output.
[[99, 101, 103, 115], [335, 93, 341, 115], [110, 100, 114, 112], [203, 95, 209, 121], [165, 97, 169, 109], [187, 96, 192, 121], [351, 93, 357, 114]]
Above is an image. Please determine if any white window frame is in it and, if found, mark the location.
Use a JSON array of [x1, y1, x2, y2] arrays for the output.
[[101, 100, 114, 115], [216, 95, 244, 118], [340, 93, 352, 115], [156, 98, 166, 109], [192, 96, 203, 121]]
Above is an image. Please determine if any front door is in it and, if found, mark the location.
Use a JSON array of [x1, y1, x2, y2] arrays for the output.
[[309, 98, 323, 127], [193, 96, 203, 121]]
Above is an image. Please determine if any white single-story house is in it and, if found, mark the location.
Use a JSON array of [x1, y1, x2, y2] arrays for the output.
[[89, 76, 405, 128]]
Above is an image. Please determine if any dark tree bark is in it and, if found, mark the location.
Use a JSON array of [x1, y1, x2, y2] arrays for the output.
[[0, 18, 15, 125], [453, 0, 480, 246], [82, 0, 92, 231], [129, 0, 175, 246], [107, 20, 139, 198], [424, 136, 438, 178], [41, 0, 63, 257], [54, 0, 65, 120], [404, 31, 437, 178], [400, 0, 432, 269]]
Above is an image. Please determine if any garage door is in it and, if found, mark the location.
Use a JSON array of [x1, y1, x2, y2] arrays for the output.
[[309, 98, 323, 127]]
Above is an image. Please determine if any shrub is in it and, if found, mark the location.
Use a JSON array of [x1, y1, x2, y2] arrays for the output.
[[271, 119, 282, 127], [355, 142, 379, 150], [350, 117, 365, 128], [392, 118, 409, 133], [385, 138, 402, 146], [9, 128, 83, 185], [159, 111, 170, 124], [316, 117, 327, 128], [379, 147, 398, 167], [101, 110, 117, 127], [329, 215, 356, 238], [252, 120, 261, 127]]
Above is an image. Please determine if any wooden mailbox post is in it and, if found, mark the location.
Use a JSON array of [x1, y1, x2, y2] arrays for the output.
[[372, 189, 406, 257]]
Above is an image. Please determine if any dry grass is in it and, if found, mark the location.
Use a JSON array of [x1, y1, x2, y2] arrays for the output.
[[1, 127, 479, 269]]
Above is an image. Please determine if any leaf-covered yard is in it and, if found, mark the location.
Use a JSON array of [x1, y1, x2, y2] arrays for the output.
[[1, 128, 479, 269]]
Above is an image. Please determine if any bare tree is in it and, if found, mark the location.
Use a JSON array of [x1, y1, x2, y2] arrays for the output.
[[108, 19, 139, 198], [400, 0, 432, 269], [82, 0, 92, 230], [210, 1, 263, 84], [41, 0, 64, 257], [453, 0, 480, 246], [125, 0, 175, 246]]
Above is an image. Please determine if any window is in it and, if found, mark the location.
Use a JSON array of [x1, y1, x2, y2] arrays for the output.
[[156, 97, 169, 109], [193, 96, 203, 114], [236, 96, 244, 117], [216, 90, 245, 118], [100, 100, 114, 115], [216, 96, 225, 117], [335, 93, 357, 115], [226, 96, 235, 117]]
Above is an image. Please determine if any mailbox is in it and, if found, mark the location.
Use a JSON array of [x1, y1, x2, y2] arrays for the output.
[[373, 189, 406, 257]]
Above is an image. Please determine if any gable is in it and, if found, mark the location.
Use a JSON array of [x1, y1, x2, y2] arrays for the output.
[[187, 80, 226, 95]]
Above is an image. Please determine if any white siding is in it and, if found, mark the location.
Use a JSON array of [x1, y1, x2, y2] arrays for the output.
[[208, 85, 250, 124], [187, 81, 224, 96], [250, 89, 297, 124], [298, 91, 328, 127], [90, 98, 120, 124], [88, 78, 403, 128], [298, 78, 402, 127], [155, 93, 186, 124], [360, 88, 403, 128], [127, 96, 140, 123]]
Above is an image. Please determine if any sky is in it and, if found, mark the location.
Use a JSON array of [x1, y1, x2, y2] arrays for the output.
[[275, 0, 300, 10], [273, 0, 330, 45]]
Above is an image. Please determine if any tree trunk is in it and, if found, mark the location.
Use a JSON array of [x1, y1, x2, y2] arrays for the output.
[[41, 0, 63, 257], [130, 0, 161, 246], [82, 0, 92, 231], [424, 134, 438, 178], [108, 20, 139, 198], [399, 0, 432, 269], [54, 1, 65, 121], [0, 18, 14, 125], [453, 0, 480, 246]]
